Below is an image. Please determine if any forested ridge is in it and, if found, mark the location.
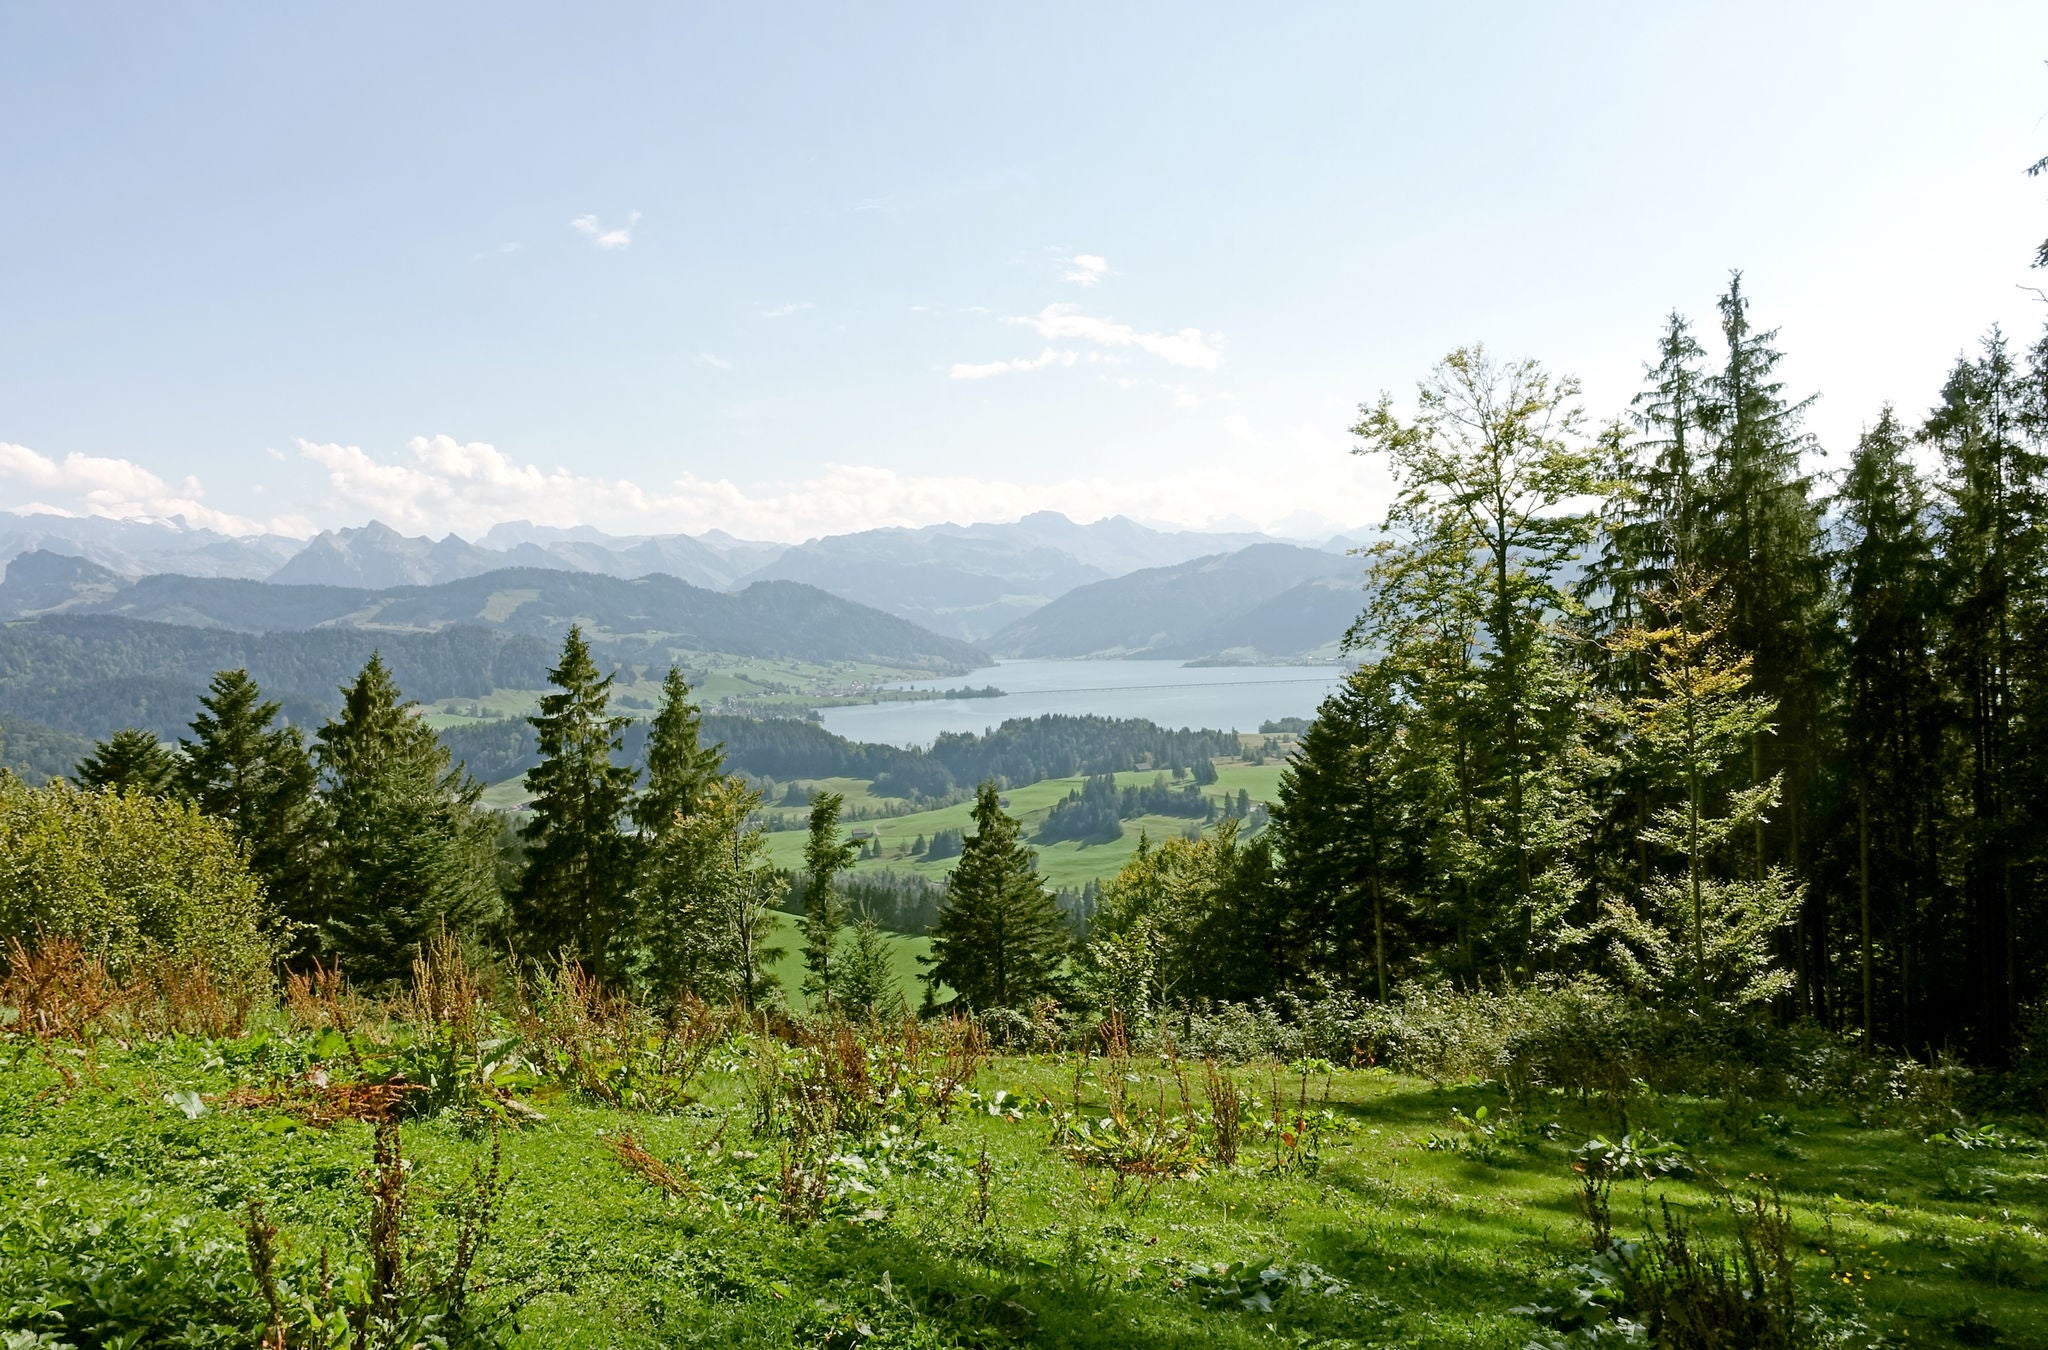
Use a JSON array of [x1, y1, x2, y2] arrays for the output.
[[1, 563, 988, 669], [440, 710, 1243, 800], [0, 616, 553, 738]]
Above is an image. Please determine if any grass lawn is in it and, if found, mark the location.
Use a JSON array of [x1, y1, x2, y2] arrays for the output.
[[6, 1024, 2043, 1348]]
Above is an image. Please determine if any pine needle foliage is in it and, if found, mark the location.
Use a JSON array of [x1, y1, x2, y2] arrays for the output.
[[514, 626, 639, 981], [800, 791, 861, 1008], [632, 666, 723, 835], [74, 729, 177, 798], [313, 654, 501, 984], [176, 669, 323, 950], [924, 782, 1069, 1011]]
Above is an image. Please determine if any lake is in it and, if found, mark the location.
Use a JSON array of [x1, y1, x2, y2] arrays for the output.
[[815, 659, 1351, 748]]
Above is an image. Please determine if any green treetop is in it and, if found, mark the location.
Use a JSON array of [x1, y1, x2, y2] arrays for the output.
[[75, 728, 178, 797], [924, 781, 1069, 1011], [514, 625, 640, 980], [313, 653, 501, 983], [178, 668, 323, 945], [632, 666, 723, 836], [799, 790, 861, 1007]]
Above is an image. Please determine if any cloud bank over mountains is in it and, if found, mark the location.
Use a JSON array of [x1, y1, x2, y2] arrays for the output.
[[2, 431, 1388, 544], [0, 441, 306, 539]]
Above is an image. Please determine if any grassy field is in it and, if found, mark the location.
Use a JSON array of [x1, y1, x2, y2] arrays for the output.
[[762, 761, 1287, 891], [6, 1015, 2043, 1348], [480, 761, 1282, 887]]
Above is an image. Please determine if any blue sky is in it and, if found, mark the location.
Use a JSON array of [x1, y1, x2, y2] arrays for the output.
[[3, 3, 2045, 542]]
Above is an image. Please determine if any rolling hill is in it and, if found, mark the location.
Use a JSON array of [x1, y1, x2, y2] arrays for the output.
[[0, 617, 555, 741], [987, 543, 1357, 660], [0, 552, 987, 669]]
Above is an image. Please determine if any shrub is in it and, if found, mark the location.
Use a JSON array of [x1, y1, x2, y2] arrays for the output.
[[1170, 979, 1649, 1102], [0, 778, 275, 1002]]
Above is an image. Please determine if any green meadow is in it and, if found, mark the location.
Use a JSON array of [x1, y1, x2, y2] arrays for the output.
[[5, 1011, 2042, 1348]]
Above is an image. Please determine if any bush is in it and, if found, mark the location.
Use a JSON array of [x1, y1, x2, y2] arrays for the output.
[[1171, 980, 1649, 1102], [0, 778, 276, 1000]]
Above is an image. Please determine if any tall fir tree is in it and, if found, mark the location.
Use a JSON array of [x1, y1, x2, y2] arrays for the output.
[[631, 666, 723, 835], [75, 728, 177, 797], [313, 654, 502, 983], [1834, 407, 1947, 1047], [1575, 317, 1716, 914], [178, 669, 324, 946], [1694, 274, 1830, 1012], [1270, 663, 1414, 999], [1924, 330, 2048, 1062], [924, 782, 1069, 1011], [799, 790, 860, 1007], [514, 626, 640, 980]]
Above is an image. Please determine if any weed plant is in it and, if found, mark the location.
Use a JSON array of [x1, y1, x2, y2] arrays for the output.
[[4, 937, 2048, 1347]]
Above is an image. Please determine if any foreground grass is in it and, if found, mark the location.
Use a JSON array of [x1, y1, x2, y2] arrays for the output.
[[5, 1028, 2045, 1348]]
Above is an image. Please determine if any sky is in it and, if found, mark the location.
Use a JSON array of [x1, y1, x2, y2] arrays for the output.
[[2, 2, 2046, 544]]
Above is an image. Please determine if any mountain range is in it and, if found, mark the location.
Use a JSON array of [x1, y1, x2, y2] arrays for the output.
[[0, 550, 986, 670], [0, 510, 1369, 663]]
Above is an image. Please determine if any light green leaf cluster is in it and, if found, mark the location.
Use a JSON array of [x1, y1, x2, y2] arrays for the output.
[[0, 776, 274, 996]]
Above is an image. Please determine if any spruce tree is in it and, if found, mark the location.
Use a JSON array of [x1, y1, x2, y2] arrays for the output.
[[1835, 407, 1946, 1046], [632, 666, 723, 835], [1574, 318, 1714, 915], [514, 626, 639, 979], [1271, 663, 1413, 999], [634, 774, 781, 1009], [313, 654, 501, 983], [178, 669, 323, 944], [1924, 330, 2047, 1062], [1598, 570, 1798, 1011], [1694, 275, 1832, 1008], [835, 916, 902, 1016], [924, 782, 1069, 1010], [799, 790, 860, 1007], [75, 728, 177, 796]]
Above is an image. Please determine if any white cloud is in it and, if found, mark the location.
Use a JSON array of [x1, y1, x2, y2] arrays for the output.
[[1063, 253, 1109, 286], [947, 348, 1078, 380], [290, 433, 1394, 542], [1008, 304, 1221, 370], [697, 353, 733, 370], [570, 211, 640, 249], [759, 301, 813, 318], [0, 441, 283, 535], [472, 241, 520, 261]]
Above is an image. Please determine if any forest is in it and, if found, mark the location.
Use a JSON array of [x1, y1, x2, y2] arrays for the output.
[[4, 273, 2048, 1348]]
